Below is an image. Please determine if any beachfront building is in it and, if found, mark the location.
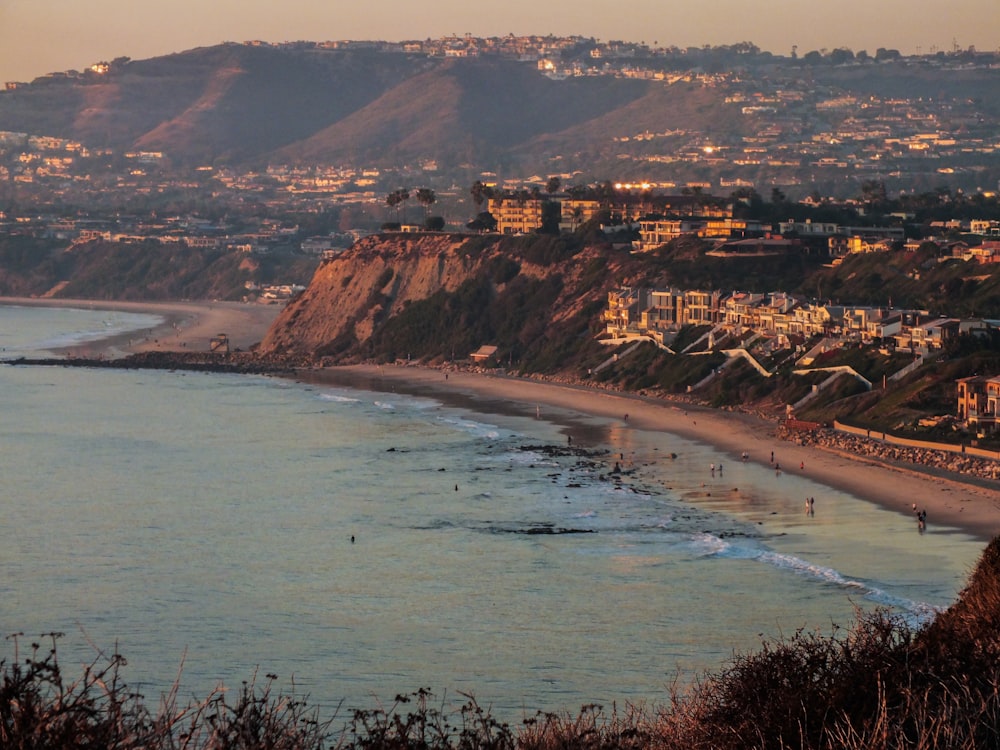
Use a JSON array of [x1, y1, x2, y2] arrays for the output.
[[956, 375, 1000, 433]]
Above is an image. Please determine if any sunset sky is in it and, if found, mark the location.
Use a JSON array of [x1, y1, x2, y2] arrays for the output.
[[2, 0, 998, 82]]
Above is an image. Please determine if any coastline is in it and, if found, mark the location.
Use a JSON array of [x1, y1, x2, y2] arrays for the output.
[[7, 295, 999, 542], [305, 363, 1000, 543], [0, 297, 282, 357]]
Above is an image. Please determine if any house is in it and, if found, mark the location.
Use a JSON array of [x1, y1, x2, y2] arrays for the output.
[[956, 375, 1000, 433], [894, 317, 960, 352], [642, 287, 687, 331], [604, 288, 648, 335]]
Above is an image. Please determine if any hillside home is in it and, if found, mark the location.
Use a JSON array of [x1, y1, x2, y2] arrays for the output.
[[683, 289, 722, 326], [604, 288, 648, 336], [488, 196, 545, 234], [559, 199, 601, 231], [779, 220, 840, 236], [721, 292, 766, 329], [787, 303, 839, 338], [962, 241, 1000, 264], [633, 218, 705, 251], [701, 218, 765, 238], [970, 220, 1000, 237], [707, 237, 797, 256], [641, 287, 692, 331], [894, 317, 960, 352]]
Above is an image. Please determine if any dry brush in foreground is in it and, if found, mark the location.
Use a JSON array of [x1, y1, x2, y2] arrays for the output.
[[5, 538, 1000, 749]]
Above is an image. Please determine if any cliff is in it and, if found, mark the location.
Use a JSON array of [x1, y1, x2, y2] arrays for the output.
[[258, 232, 618, 366]]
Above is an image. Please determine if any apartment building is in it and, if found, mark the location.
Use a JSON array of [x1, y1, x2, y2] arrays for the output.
[[488, 196, 545, 234]]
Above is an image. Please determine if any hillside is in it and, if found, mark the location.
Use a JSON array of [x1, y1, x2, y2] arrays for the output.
[[259, 231, 1000, 443], [259, 231, 623, 368], [0, 45, 429, 163], [272, 58, 652, 169], [3, 42, 999, 187], [0, 235, 318, 301]]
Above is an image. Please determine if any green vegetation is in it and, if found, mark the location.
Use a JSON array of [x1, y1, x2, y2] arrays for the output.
[[7, 537, 1000, 748]]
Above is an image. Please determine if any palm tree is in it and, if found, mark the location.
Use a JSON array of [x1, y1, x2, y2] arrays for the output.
[[415, 187, 436, 217], [470, 180, 487, 211], [390, 188, 409, 223], [385, 190, 403, 220]]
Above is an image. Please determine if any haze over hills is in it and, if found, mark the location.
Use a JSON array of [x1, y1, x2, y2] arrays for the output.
[[2, 39, 999, 196]]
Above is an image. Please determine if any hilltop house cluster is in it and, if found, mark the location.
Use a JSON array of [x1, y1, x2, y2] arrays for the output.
[[603, 286, 999, 432], [604, 287, 986, 354], [487, 190, 1000, 262]]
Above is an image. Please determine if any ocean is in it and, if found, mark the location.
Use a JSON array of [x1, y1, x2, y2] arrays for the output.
[[0, 303, 986, 722]]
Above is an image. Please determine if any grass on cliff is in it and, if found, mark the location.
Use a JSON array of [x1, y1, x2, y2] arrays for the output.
[[6, 537, 1000, 749]]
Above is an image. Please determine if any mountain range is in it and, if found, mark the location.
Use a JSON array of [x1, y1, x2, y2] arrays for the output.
[[3, 42, 999, 190], [0, 44, 655, 169]]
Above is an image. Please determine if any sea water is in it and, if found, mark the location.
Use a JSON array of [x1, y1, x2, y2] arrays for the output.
[[0, 304, 987, 722]]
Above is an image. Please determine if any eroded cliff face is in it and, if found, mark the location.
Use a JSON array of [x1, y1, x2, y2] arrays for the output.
[[260, 234, 463, 357], [258, 231, 615, 364]]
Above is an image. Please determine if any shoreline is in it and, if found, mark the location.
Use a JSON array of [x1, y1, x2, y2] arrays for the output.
[[0, 297, 282, 357], [6, 296, 999, 542], [312, 363, 1000, 542]]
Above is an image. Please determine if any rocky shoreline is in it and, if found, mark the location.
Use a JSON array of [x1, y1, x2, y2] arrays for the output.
[[3, 350, 298, 376], [782, 424, 1000, 485]]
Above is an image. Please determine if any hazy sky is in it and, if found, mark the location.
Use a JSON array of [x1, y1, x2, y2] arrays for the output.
[[2, 0, 998, 82]]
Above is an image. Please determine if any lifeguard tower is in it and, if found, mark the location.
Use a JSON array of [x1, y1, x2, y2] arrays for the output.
[[210, 333, 230, 353]]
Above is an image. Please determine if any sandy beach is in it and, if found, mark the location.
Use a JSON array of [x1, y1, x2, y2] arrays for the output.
[[0, 297, 283, 356], [6, 296, 999, 542]]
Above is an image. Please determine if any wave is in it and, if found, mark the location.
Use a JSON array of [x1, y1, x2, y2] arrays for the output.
[[436, 415, 504, 440], [693, 532, 942, 624], [317, 392, 361, 404]]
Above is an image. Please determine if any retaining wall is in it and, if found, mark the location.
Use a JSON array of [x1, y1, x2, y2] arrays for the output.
[[833, 420, 1000, 461]]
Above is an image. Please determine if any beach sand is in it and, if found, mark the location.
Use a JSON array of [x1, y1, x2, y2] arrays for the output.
[[6, 296, 998, 541], [0, 297, 282, 356]]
